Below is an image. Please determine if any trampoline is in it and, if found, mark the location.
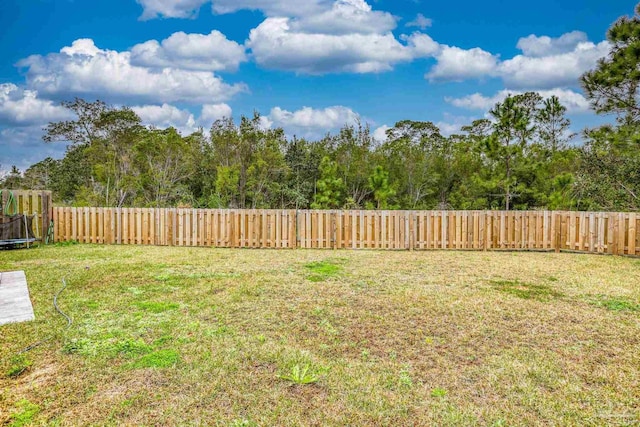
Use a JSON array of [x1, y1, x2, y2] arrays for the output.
[[0, 192, 39, 248]]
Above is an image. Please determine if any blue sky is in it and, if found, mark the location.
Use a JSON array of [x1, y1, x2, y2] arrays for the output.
[[0, 0, 635, 171]]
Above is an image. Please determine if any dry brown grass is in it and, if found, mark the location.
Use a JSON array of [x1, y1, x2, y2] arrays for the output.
[[1, 246, 639, 426]]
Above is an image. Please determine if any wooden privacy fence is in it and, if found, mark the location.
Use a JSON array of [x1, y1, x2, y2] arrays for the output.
[[52, 208, 640, 256], [1, 190, 53, 240]]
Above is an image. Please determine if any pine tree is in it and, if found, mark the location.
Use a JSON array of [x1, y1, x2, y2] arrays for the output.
[[311, 156, 343, 209], [368, 165, 396, 209]]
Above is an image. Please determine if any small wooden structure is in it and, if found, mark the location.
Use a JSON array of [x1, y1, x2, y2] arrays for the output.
[[0, 271, 35, 326], [0, 190, 53, 246]]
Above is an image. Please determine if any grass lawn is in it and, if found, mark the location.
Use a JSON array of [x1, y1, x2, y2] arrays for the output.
[[1, 245, 639, 426]]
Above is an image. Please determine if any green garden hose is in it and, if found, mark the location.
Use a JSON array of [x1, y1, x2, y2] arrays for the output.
[[46, 220, 55, 244], [3, 191, 18, 216], [17, 278, 72, 355]]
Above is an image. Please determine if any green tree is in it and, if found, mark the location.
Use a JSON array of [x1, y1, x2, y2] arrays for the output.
[[208, 113, 288, 208], [368, 165, 396, 209], [381, 121, 442, 209], [536, 95, 573, 153], [575, 125, 640, 210], [333, 122, 374, 207], [577, 4, 640, 210], [312, 156, 343, 209], [44, 99, 143, 206], [282, 137, 323, 209], [483, 93, 541, 209], [22, 158, 59, 190], [581, 4, 640, 125], [133, 128, 196, 207], [1, 166, 23, 189]]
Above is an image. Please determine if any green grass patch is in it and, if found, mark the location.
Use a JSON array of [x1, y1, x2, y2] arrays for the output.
[[304, 260, 343, 282], [585, 295, 640, 312], [490, 279, 564, 301], [278, 364, 320, 385], [9, 399, 40, 427], [130, 349, 180, 369], [431, 388, 448, 398], [62, 337, 152, 359], [5, 355, 32, 379], [134, 301, 180, 313]]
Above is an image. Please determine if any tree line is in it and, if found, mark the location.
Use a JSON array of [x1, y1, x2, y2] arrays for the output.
[[3, 5, 640, 212]]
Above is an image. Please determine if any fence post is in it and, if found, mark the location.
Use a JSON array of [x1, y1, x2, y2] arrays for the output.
[[553, 211, 561, 253], [331, 210, 336, 250], [408, 211, 415, 251], [295, 209, 299, 249]]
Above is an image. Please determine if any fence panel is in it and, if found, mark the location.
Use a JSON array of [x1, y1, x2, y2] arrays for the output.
[[51, 208, 640, 256]]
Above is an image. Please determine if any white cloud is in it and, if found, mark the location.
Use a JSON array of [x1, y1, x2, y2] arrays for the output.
[[132, 102, 233, 134], [132, 103, 198, 134], [269, 105, 359, 129], [0, 84, 72, 126], [247, 17, 435, 74], [200, 103, 233, 123], [290, 0, 397, 35], [516, 31, 588, 57], [372, 124, 390, 142], [434, 113, 476, 136], [256, 115, 274, 130], [137, 0, 329, 19], [403, 32, 440, 57], [426, 31, 609, 89], [211, 0, 329, 16], [18, 39, 247, 105], [406, 13, 432, 30], [130, 30, 246, 72], [427, 45, 499, 82], [136, 0, 209, 20], [497, 40, 610, 89], [435, 121, 461, 136], [446, 88, 590, 113], [137, 0, 435, 75]]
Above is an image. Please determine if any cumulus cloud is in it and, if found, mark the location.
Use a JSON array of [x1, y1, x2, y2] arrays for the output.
[[132, 103, 198, 134], [426, 31, 609, 89], [137, 0, 436, 75], [427, 45, 499, 82], [0, 84, 72, 126], [137, 0, 329, 19], [498, 40, 610, 89], [406, 13, 432, 30], [434, 121, 462, 136], [435, 113, 476, 136], [372, 124, 390, 142], [247, 18, 436, 74], [130, 30, 246, 72], [290, 0, 397, 35], [200, 103, 233, 123], [446, 88, 590, 113], [17, 39, 247, 105], [516, 31, 588, 57], [132, 102, 233, 134], [269, 105, 359, 129], [136, 0, 209, 20]]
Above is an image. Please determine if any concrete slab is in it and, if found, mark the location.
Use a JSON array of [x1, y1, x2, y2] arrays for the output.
[[0, 271, 35, 326]]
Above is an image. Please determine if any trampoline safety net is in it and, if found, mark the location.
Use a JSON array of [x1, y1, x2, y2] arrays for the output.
[[0, 215, 36, 242]]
